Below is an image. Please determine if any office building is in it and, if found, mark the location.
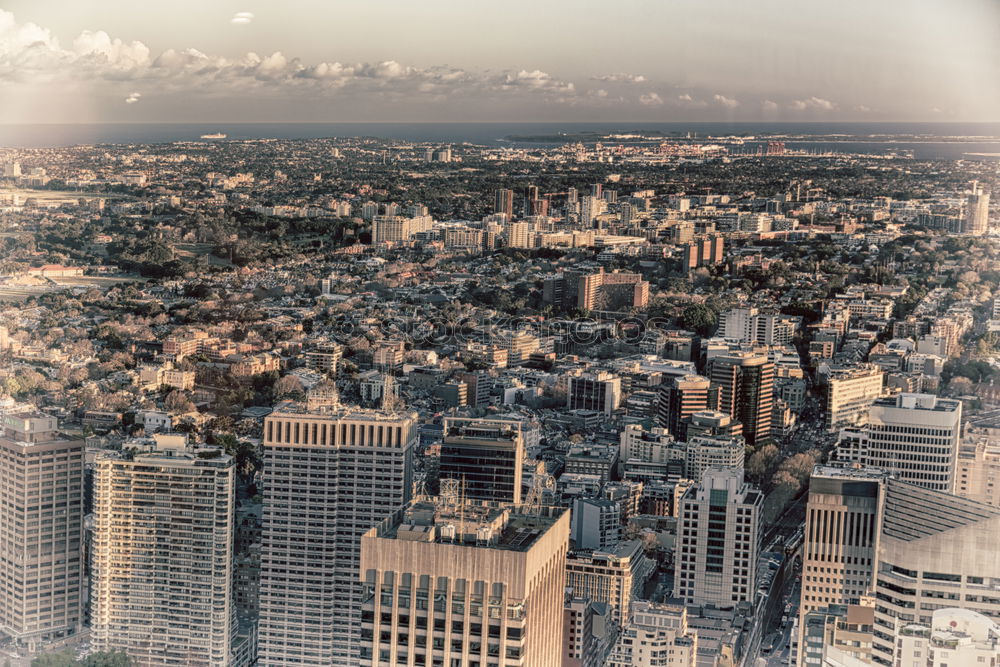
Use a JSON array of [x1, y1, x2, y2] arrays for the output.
[[90, 434, 236, 665], [798, 466, 888, 622], [571, 497, 621, 551], [565, 541, 655, 624], [796, 602, 876, 667], [709, 352, 774, 445], [871, 479, 1000, 664], [567, 372, 621, 415], [258, 403, 418, 665], [824, 365, 884, 432], [563, 596, 606, 667], [682, 410, 743, 441], [0, 412, 84, 650], [857, 393, 962, 492], [895, 608, 1000, 666], [656, 374, 710, 440], [684, 435, 745, 482], [359, 499, 569, 667], [606, 602, 697, 667], [676, 468, 762, 608], [955, 427, 1000, 506], [439, 418, 524, 504]]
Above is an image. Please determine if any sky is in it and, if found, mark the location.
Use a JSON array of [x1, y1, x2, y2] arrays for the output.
[[1, 0, 999, 123]]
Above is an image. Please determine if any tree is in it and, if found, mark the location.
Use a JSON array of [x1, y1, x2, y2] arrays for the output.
[[746, 444, 780, 482], [164, 390, 195, 414], [679, 303, 718, 337], [274, 374, 305, 399]]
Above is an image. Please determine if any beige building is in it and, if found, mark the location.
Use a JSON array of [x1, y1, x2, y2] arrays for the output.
[[258, 402, 418, 665], [954, 426, 1000, 506], [606, 601, 697, 667], [565, 540, 655, 624], [0, 412, 84, 651], [799, 466, 888, 621], [359, 499, 569, 667], [90, 434, 236, 666], [865, 393, 962, 492], [871, 479, 1000, 664], [824, 364, 884, 432], [684, 435, 745, 482], [895, 608, 1000, 666]]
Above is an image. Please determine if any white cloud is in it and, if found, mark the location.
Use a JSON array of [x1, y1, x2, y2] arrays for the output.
[[677, 93, 693, 102], [124, 91, 141, 104], [855, 105, 871, 113], [639, 92, 664, 106], [713, 94, 739, 109], [761, 100, 779, 112], [594, 73, 646, 84], [231, 12, 254, 25], [790, 96, 835, 111]]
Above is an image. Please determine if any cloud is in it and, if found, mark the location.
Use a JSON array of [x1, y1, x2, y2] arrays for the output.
[[677, 94, 693, 102], [124, 91, 141, 104], [639, 92, 664, 106], [231, 12, 254, 25], [854, 105, 871, 113], [594, 73, 646, 84], [761, 100, 779, 112], [713, 94, 739, 109], [790, 96, 835, 111]]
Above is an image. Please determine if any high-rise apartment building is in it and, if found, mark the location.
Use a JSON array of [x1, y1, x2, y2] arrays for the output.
[[0, 412, 84, 650], [709, 352, 774, 445], [676, 468, 762, 608], [824, 364, 884, 432], [718, 307, 798, 345], [606, 602, 697, 667], [258, 403, 418, 665], [506, 221, 533, 249], [567, 372, 622, 415], [359, 499, 569, 667], [895, 608, 1000, 666], [439, 418, 524, 504], [90, 434, 236, 665], [656, 374, 710, 439]]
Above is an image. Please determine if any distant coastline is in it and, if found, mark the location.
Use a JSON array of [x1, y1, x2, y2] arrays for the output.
[[2, 121, 1000, 160]]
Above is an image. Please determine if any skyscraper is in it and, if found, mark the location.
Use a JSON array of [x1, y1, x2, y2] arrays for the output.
[[656, 374, 710, 439], [90, 434, 236, 665], [258, 403, 418, 665], [709, 352, 774, 446], [494, 188, 514, 218], [872, 479, 1000, 664], [964, 180, 990, 235], [676, 468, 762, 608], [359, 499, 569, 667], [0, 411, 84, 651], [439, 418, 525, 504], [798, 466, 888, 622]]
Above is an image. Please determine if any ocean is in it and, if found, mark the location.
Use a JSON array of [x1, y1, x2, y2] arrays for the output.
[[2, 121, 1000, 160]]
